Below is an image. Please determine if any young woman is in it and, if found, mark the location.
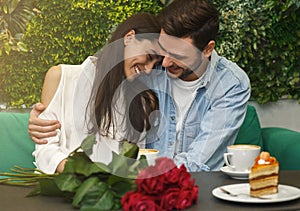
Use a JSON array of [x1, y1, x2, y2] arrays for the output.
[[32, 13, 162, 174]]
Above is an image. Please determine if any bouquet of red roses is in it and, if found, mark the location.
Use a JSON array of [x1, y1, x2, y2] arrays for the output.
[[122, 157, 199, 211], [0, 135, 198, 210]]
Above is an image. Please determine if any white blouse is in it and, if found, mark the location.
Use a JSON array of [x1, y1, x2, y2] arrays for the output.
[[33, 57, 128, 174]]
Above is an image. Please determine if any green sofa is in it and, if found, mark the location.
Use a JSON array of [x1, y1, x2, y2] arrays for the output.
[[0, 112, 35, 172], [234, 105, 300, 170], [0, 105, 300, 173]]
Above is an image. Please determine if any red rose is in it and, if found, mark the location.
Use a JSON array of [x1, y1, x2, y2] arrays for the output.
[[121, 191, 161, 211], [137, 166, 164, 194], [162, 166, 180, 185], [178, 165, 194, 188], [154, 157, 177, 175], [159, 187, 180, 211], [175, 189, 194, 210], [123, 159, 198, 211]]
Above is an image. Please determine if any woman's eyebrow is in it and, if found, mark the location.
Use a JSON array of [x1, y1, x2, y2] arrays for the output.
[[147, 48, 159, 55]]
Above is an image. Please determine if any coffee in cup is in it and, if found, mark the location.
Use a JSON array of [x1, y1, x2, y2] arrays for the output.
[[224, 144, 261, 172], [137, 149, 159, 165]]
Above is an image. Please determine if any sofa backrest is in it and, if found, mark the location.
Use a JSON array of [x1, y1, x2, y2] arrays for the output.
[[235, 105, 300, 170], [0, 112, 35, 172], [1, 106, 299, 172], [235, 105, 264, 149], [262, 127, 300, 170]]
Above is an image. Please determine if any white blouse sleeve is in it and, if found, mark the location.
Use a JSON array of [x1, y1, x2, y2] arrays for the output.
[[32, 110, 69, 174], [32, 65, 77, 174]]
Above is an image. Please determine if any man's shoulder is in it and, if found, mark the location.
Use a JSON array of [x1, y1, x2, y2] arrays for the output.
[[215, 57, 250, 87]]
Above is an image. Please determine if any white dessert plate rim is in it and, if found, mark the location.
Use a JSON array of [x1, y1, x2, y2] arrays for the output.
[[220, 166, 250, 180], [212, 183, 300, 203]]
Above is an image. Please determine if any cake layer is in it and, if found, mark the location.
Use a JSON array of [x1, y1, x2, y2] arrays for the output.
[[250, 186, 278, 197], [249, 175, 278, 189], [249, 165, 279, 179], [249, 151, 280, 197]]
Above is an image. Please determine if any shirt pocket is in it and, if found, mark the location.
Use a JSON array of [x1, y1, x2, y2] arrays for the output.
[[182, 123, 201, 151]]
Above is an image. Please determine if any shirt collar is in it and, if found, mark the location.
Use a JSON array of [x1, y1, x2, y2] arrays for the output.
[[196, 50, 219, 89]]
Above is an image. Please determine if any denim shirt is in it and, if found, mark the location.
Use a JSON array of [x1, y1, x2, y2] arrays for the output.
[[139, 50, 251, 172]]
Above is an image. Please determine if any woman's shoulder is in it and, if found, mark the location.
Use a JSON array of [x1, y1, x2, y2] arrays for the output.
[[45, 65, 62, 82], [41, 65, 62, 106]]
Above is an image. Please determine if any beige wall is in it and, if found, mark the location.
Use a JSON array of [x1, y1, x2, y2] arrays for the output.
[[248, 100, 300, 132]]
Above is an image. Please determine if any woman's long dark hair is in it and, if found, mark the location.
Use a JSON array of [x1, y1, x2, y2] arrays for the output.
[[87, 13, 160, 143]]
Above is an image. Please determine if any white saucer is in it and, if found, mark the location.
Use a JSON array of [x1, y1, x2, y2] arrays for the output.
[[212, 183, 300, 203], [220, 166, 249, 180]]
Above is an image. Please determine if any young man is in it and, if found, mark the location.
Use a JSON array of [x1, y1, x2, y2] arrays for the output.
[[139, 0, 250, 171], [28, 0, 250, 172]]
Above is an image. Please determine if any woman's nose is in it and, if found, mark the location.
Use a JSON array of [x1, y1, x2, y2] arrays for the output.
[[144, 59, 160, 74]]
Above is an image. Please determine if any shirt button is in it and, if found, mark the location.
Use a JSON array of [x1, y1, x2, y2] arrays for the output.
[[168, 142, 173, 147], [170, 116, 175, 121]]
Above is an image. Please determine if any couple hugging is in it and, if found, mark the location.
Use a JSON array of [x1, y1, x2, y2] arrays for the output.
[[28, 0, 250, 174]]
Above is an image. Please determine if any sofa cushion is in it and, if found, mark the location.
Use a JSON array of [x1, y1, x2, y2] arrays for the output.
[[234, 105, 264, 149], [0, 112, 35, 172], [262, 127, 300, 170]]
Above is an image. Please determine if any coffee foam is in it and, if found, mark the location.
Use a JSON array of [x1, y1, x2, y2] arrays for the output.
[[228, 144, 260, 150], [139, 149, 159, 154]]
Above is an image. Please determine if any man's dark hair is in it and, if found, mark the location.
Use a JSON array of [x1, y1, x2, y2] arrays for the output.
[[158, 0, 219, 51]]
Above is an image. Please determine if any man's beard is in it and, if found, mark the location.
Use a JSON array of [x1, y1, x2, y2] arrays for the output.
[[179, 69, 194, 79]]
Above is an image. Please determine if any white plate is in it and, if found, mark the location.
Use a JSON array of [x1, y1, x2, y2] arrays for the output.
[[212, 183, 300, 203], [220, 166, 249, 180]]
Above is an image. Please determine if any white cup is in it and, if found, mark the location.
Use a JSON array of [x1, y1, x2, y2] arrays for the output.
[[137, 149, 159, 165], [224, 144, 261, 172]]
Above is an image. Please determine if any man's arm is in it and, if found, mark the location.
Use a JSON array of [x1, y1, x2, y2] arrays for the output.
[[28, 66, 62, 144]]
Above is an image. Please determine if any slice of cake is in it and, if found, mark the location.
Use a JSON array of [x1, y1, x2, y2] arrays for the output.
[[249, 151, 279, 197]]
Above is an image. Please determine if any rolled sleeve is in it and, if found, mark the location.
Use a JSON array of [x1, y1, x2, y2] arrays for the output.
[[32, 133, 68, 174]]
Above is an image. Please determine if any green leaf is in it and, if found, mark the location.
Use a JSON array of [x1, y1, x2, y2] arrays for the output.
[[17, 42, 28, 52], [81, 135, 96, 156], [27, 186, 41, 197], [4, 42, 11, 55], [72, 177, 100, 208], [109, 178, 135, 198], [108, 152, 129, 175], [120, 140, 139, 158], [54, 173, 81, 192], [106, 141, 140, 176], [32, 177, 63, 197], [80, 182, 116, 210], [129, 155, 149, 172], [64, 152, 110, 176]]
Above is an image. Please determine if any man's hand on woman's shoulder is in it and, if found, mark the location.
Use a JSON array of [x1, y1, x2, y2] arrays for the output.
[[28, 103, 61, 144]]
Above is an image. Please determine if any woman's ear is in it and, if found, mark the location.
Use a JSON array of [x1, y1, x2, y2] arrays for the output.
[[203, 41, 215, 58], [124, 29, 136, 46]]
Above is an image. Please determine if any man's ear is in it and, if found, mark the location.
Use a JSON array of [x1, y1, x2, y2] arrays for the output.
[[124, 29, 136, 46], [203, 41, 215, 58]]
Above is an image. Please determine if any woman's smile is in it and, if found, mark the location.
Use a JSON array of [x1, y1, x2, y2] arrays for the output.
[[134, 64, 142, 75]]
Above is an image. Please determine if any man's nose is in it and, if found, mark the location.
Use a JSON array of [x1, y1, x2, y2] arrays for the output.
[[162, 56, 173, 68]]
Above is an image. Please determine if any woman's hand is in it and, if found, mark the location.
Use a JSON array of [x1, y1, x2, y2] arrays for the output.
[[28, 103, 61, 144]]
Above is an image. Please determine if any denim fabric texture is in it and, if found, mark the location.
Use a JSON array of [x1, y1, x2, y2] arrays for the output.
[[139, 50, 251, 171]]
